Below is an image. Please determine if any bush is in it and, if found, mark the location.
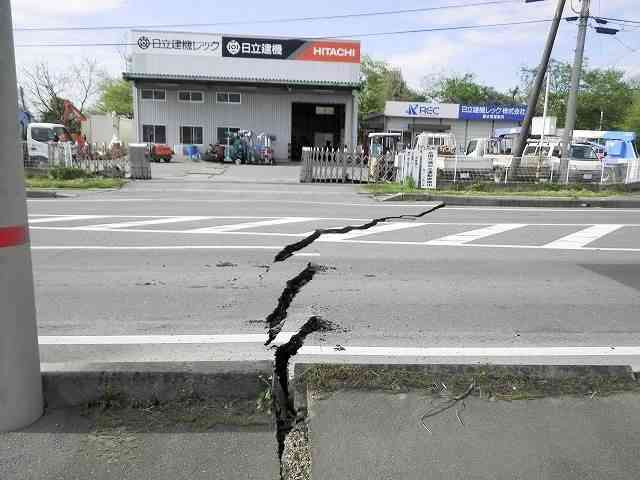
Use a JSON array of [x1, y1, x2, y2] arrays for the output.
[[49, 166, 90, 180], [403, 177, 416, 190]]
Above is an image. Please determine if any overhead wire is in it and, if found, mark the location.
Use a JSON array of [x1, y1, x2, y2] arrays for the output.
[[13, 0, 521, 32], [14, 18, 556, 47]]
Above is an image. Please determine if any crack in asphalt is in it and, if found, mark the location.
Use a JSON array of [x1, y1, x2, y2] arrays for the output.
[[264, 202, 445, 477], [273, 316, 336, 476], [273, 202, 445, 262], [264, 263, 321, 346]]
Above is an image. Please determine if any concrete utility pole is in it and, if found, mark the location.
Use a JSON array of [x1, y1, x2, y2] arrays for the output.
[[0, 0, 43, 432], [559, 0, 590, 183], [512, 0, 567, 167]]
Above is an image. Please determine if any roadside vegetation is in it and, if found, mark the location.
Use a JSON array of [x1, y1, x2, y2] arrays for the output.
[[364, 180, 638, 198], [26, 166, 126, 189]]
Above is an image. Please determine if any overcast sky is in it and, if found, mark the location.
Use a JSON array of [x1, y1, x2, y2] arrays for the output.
[[11, 0, 640, 96]]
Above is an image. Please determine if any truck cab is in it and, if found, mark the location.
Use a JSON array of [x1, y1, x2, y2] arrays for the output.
[[26, 123, 72, 166]]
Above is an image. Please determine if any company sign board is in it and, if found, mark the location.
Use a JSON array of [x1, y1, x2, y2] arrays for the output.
[[133, 31, 222, 56], [384, 101, 460, 119], [459, 105, 527, 121], [221, 36, 360, 63]]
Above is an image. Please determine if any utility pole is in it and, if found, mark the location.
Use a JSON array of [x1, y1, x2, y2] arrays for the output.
[[512, 0, 567, 167], [559, 0, 590, 183], [0, 0, 43, 432]]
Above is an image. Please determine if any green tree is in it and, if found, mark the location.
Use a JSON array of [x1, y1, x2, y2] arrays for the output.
[[96, 79, 133, 118], [520, 60, 634, 130], [358, 56, 422, 119], [623, 90, 640, 144], [424, 73, 514, 105]]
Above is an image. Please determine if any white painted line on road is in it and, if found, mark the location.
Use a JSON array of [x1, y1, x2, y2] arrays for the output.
[[38, 333, 296, 345], [299, 345, 640, 357], [30, 226, 307, 237], [320, 221, 427, 241], [31, 245, 319, 256], [36, 335, 640, 359], [188, 217, 316, 233], [426, 223, 526, 245], [74, 216, 213, 230], [543, 224, 625, 249], [29, 215, 110, 224]]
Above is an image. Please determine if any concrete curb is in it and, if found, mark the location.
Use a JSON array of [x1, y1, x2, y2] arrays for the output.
[[382, 192, 640, 208], [42, 361, 272, 409], [26, 190, 74, 199], [294, 363, 638, 414]]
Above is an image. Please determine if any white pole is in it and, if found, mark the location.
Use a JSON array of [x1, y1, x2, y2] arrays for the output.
[[540, 71, 551, 148], [0, 0, 43, 432]]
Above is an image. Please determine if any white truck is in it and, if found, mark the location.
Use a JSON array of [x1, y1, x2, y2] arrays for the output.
[[415, 132, 492, 181], [26, 123, 73, 167], [466, 135, 603, 183]]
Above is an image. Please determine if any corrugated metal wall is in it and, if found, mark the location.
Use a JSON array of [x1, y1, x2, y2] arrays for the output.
[[136, 84, 354, 160]]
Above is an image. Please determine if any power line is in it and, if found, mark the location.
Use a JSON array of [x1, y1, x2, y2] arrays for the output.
[[595, 16, 640, 25], [13, 0, 520, 32], [14, 18, 554, 47]]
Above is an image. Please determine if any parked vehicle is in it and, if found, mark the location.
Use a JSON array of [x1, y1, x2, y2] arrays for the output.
[[518, 139, 602, 183], [416, 132, 492, 181], [148, 144, 174, 162], [572, 130, 638, 183], [26, 123, 72, 165], [368, 132, 402, 180]]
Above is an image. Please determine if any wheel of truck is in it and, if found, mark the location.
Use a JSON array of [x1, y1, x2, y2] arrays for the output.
[[602, 166, 617, 184]]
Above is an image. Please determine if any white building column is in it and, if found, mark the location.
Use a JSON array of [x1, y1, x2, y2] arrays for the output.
[[0, 0, 43, 432]]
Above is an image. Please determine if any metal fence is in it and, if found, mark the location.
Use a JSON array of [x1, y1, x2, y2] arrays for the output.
[[299, 146, 640, 188], [21, 141, 129, 178]]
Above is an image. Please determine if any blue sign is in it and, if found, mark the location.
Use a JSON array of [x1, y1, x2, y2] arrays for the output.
[[459, 105, 527, 121]]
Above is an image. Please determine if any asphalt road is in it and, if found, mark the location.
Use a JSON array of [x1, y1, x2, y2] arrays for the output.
[[27, 163, 640, 368]]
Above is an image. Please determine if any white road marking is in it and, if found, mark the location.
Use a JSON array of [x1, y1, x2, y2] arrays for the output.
[[29, 215, 110, 224], [75, 216, 213, 230], [187, 217, 315, 233], [30, 226, 307, 237], [426, 223, 526, 245], [543, 224, 625, 249], [38, 333, 296, 345], [320, 221, 427, 241], [36, 335, 640, 359], [30, 246, 319, 255]]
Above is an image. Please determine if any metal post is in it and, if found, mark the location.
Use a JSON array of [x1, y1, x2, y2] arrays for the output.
[[0, 0, 43, 432], [559, 0, 590, 183], [540, 72, 551, 150], [512, 0, 567, 164]]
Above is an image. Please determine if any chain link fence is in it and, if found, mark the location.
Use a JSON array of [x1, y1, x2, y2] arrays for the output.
[[21, 141, 129, 178], [299, 146, 640, 188]]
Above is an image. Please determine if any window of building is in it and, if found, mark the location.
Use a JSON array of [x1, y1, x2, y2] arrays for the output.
[[217, 127, 240, 144], [180, 126, 204, 145], [216, 92, 241, 104], [141, 89, 166, 101], [142, 125, 166, 144], [178, 90, 205, 103]]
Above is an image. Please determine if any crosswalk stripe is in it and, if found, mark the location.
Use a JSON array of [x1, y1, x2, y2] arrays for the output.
[[73, 216, 213, 230], [29, 215, 109, 224], [426, 223, 526, 245], [320, 221, 427, 241], [543, 224, 625, 249], [187, 217, 316, 233]]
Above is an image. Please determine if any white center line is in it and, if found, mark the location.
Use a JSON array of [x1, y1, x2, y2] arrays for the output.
[[543, 224, 625, 249], [320, 221, 427, 241], [187, 217, 316, 233], [75, 216, 213, 230], [29, 215, 110, 224], [426, 223, 526, 245]]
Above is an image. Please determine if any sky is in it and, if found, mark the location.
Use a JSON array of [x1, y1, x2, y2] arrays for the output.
[[10, 0, 640, 104]]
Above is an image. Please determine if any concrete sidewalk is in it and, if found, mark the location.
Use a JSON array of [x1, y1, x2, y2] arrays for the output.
[[299, 364, 640, 480]]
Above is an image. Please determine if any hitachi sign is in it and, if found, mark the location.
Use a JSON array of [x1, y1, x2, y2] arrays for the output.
[[313, 46, 357, 58]]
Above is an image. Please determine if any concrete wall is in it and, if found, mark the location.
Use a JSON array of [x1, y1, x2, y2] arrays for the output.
[[134, 83, 356, 160]]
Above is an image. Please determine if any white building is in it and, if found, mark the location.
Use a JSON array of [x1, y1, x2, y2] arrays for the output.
[[363, 101, 527, 150], [125, 30, 361, 161]]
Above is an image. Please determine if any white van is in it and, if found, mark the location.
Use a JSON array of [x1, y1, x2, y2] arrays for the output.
[[26, 123, 72, 165]]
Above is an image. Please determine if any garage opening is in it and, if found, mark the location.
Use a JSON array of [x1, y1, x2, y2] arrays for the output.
[[291, 102, 345, 161]]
